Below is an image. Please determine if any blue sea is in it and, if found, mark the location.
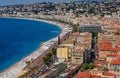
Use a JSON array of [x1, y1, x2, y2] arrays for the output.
[[0, 18, 61, 72]]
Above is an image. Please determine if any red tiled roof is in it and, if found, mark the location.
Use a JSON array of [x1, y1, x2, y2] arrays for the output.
[[84, 38, 91, 42], [106, 54, 117, 57], [79, 33, 92, 37], [91, 74, 101, 78], [104, 71, 114, 76], [102, 23, 120, 30], [98, 41, 120, 51], [77, 72, 91, 78], [70, 32, 92, 40], [110, 59, 120, 65], [116, 55, 120, 59]]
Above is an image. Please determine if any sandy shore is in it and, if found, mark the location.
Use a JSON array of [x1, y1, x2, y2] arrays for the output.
[[0, 17, 72, 78]]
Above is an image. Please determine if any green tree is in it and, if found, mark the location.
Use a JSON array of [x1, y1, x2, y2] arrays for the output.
[[46, 53, 52, 59], [42, 57, 49, 65], [52, 48, 57, 55], [83, 63, 89, 70], [80, 63, 94, 71], [51, 48, 57, 62], [42, 53, 52, 65], [80, 67, 85, 72], [89, 63, 94, 69], [25, 60, 30, 65], [25, 60, 31, 68]]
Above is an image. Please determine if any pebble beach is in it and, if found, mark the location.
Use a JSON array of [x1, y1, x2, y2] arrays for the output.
[[0, 17, 72, 78]]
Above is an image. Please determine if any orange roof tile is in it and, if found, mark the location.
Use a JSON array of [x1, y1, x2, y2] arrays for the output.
[[104, 71, 114, 76], [91, 74, 101, 78], [106, 54, 117, 57], [77, 72, 91, 78], [110, 59, 120, 65], [98, 38, 120, 51]]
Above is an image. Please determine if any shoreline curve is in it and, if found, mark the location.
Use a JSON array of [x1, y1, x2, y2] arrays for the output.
[[0, 17, 72, 78]]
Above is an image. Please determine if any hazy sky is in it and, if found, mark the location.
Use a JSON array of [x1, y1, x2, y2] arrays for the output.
[[0, 0, 104, 6], [0, 0, 77, 6]]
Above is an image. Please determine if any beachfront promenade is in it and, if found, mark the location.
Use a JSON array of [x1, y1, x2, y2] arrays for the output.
[[0, 17, 72, 78]]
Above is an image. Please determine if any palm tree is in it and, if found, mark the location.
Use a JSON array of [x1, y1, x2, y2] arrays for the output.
[[51, 48, 57, 62], [25, 60, 31, 68], [52, 48, 57, 55], [42, 57, 48, 65]]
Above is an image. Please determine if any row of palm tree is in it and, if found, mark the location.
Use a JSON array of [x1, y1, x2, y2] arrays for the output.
[[42, 48, 57, 65], [18, 48, 57, 78], [19, 66, 38, 78]]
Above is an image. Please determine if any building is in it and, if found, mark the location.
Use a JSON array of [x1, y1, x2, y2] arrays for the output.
[[71, 47, 84, 64], [76, 32, 92, 50], [80, 25, 102, 32], [106, 54, 117, 62], [77, 72, 91, 78], [98, 33, 120, 58], [98, 33, 120, 76], [76, 32, 92, 63], [90, 70, 115, 78], [56, 47, 68, 62], [110, 59, 120, 72]]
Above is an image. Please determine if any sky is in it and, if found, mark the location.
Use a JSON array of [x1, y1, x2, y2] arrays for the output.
[[0, 0, 77, 6], [0, 0, 105, 6]]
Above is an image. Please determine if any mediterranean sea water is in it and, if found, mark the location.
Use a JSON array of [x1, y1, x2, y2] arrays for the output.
[[0, 18, 61, 72]]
